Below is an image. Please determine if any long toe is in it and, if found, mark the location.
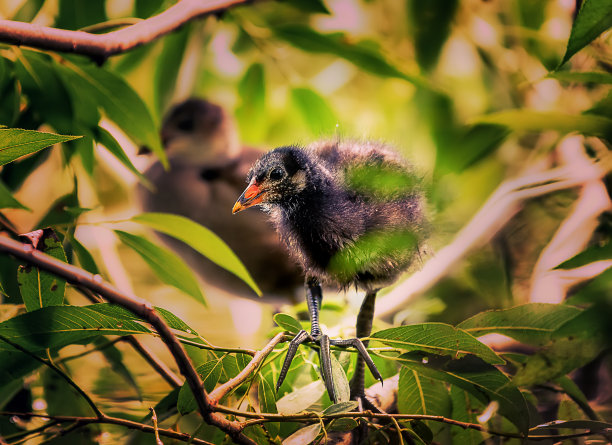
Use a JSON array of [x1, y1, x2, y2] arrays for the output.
[[276, 329, 310, 391]]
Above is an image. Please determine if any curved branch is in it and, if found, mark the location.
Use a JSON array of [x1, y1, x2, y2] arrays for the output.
[[0, 0, 249, 61], [0, 234, 255, 445]]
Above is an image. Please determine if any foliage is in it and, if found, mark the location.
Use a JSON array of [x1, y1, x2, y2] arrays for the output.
[[0, 0, 610, 444]]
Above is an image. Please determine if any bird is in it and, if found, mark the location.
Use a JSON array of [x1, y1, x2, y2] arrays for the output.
[[232, 140, 426, 404], [138, 98, 303, 300]]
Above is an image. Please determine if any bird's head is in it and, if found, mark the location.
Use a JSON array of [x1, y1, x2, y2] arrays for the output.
[[232, 146, 313, 214]]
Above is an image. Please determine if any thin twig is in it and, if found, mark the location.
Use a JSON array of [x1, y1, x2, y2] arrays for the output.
[[209, 332, 285, 402], [0, 412, 214, 445], [0, 0, 249, 62], [0, 235, 255, 445], [0, 334, 103, 418]]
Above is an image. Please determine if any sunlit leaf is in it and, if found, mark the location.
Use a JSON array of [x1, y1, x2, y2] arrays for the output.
[[276, 380, 325, 415], [154, 24, 191, 116], [0, 128, 80, 166], [273, 313, 302, 333], [291, 87, 337, 135], [344, 163, 420, 199], [115, 230, 207, 306], [559, 0, 612, 66], [236, 63, 266, 143], [282, 423, 321, 445], [17, 229, 67, 311], [11, 0, 45, 22], [398, 366, 451, 416], [177, 358, 223, 414], [397, 352, 529, 433], [132, 212, 261, 296], [474, 110, 612, 139], [372, 323, 504, 365], [458, 303, 582, 346]]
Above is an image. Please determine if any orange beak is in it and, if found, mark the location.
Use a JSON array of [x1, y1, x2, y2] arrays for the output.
[[232, 180, 266, 214]]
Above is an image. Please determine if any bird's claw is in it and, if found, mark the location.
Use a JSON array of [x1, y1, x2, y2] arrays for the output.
[[276, 330, 382, 404]]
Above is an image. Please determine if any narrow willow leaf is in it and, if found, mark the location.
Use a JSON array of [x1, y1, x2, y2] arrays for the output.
[[548, 71, 612, 84], [276, 380, 325, 415], [68, 235, 100, 274], [17, 229, 67, 311], [177, 358, 223, 414], [88, 303, 197, 335], [397, 352, 529, 434], [57, 60, 167, 167], [0, 305, 151, 355], [0, 128, 80, 166], [94, 337, 141, 400], [474, 110, 612, 140], [0, 180, 29, 210], [532, 419, 612, 431], [94, 126, 152, 187], [329, 418, 359, 432], [398, 366, 451, 416], [372, 323, 504, 365], [559, 0, 612, 66], [236, 63, 266, 143], [458, 303, 582, 346], [115, 230, 206, 306], [323, 401, 358, 415], [132, 212, 261, 296], [282, 423, 321, 445], [330, 353, 350, 403], [273, 313, 302, 333], [259, 376, 280, 438], [291, 87, 337, 135], [449, 386, 484, 444]]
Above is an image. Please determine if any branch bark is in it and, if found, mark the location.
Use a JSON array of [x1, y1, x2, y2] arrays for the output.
[[0, 234, 255, 445], [0, 0, 249, 61]]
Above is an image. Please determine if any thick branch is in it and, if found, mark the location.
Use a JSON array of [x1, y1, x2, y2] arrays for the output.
[[0, 234, 255, 445], [0, 0, 248, 60]]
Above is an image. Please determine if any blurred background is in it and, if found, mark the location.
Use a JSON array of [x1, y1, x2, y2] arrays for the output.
[[0, 0, 610, 437]]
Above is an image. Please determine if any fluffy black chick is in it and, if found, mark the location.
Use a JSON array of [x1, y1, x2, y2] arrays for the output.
[[138, 99, 303, 300], [233, 140, 425, 403]]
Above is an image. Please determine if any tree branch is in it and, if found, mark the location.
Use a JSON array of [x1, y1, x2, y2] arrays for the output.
[[0, 0, 249, 61], [0, 234, 256, 445]]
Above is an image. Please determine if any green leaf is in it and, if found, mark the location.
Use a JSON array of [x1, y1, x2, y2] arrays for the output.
[[556, 240, 612, 270], [11, 0, 45, 22], [0, 180, 29, 210], [114, 230, 206, 307], [328, 418, 358, 432], [449, 386, 485, 444], [276, 380, 325, 415], [282, 423, 321, 445], [372, 323, 504, 365], [55, 0, 106, 30], [94, 337, 141, 400], [0, 128, 80, 166], [458, 303, 583, 346], [398, 366, 451, 416], [154, 24, 190, 116], [473, 110, 612, 140], [258, 376, 280, 438], [559, 0, 612, 66], [57, 61, 166, 167], [323, 401, 359, 415], [397, 352, 529, 433], [548, 71, 612, 84], [329, 352, 350, 403], [94, 126, 152, 187], [67, 234, 99, 275], [283, 0, 330, 14], [88, 303, 197, 335], [0, 305, 151, 355], [271, 24, 429, 88], [290, 87, 337, 135], [236, 63, 266, 143], [132, 212, 261, 296], [587, 89, 612, 118], [408, 0, 459, 71], [177, 358, 223, 414], [273, 313, 302, 333], [17, 229, 67, 311]]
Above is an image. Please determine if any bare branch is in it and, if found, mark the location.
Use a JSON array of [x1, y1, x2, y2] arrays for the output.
[[0, 234, 256, 445], [0, 0, 249, 61], [209, 332, 284, 402]]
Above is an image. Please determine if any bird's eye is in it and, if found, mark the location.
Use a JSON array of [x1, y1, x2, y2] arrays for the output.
[[269, 168, 285, 181]]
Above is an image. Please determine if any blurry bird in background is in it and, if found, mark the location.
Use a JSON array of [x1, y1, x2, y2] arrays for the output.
[[138, 99, 303, 302], [233, 140, 426, 404]]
